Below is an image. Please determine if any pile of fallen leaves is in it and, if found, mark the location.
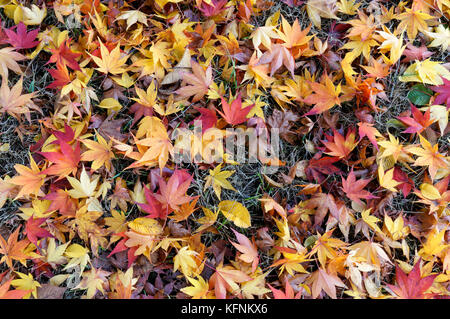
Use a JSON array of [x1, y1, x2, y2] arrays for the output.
[[0, 0, 449, 299]]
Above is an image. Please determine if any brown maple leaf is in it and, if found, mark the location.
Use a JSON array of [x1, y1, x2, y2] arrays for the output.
[[176, 60, 212, 102], [256, 44, 295, 77]]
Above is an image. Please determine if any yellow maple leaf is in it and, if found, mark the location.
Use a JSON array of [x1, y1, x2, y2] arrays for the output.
[[396, 8, 434, 41], [218, 200, 251, 228], [81, 133, 115, 171], [204, 163, 236, 200], [89, 40, 129, 75], [399, 58, 450, 86], [378, 165, 401, 192], [181, 276, 211, 299], [11, 272, 41, 299], [116, 10, 148, 30]]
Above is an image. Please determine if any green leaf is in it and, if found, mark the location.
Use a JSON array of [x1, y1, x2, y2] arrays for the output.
[[407, 84, 433, 105]]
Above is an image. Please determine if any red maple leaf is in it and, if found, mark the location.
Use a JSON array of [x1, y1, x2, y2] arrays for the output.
[[137, 186, 164, 219], [393, 167, 414, 198], [305, 153, 341, 183], [199, 0, 229, 17], [431, 77, 450, 110], [322, 128, 358, 159], [39, 140, 81, 179], [48, 39, 82, 71], [152, 170, 195, 217], [43, 189, 77, 217], [108, 233, 139, 269], [193, 107, 217, 133], [341, 170, 378, 204], [216, 93, 253, 126], [387, 259, 437, 299], [47, 63, 72, 89], [3, 22, 39, 50], [397, 105, 435, 134], [24, 217, 53, 247], [269, 280, 302, 299]]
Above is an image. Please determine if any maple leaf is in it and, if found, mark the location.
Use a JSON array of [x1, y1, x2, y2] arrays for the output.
[[0, 277, 30, 299], [80, 133, 115, 171], [393, 167, 414, 197], [349, 240, 391, 271], [44, 238, 69, 268], [357, 122, 382, 150], [0, 77, 38, 122], [20, 4, 47, 25], [230, 229, 259, 272], [378, 165, 401, 192], [48, 40, 81, 71], [341, 170, 378, 204], [322, 128, 358, 159], [216, 93, 254, 126], [308, 229, 348, 268], [198, 0, 229, 17], [66, 166, 99, 199], [173, 245, 199, 275], [278, 17, 313, 57], [218, 200, 251, 228], [204, 163, 236, 200], [397, 105, 435, 134], [89, 40, 129, 75], [127, 117, 173, 171], [431, 77, 450, 109], [11, 272, 41, 299], [129, 81, 158, 125], [337, 0, 360, 15], [407, 134, 449, 180], [194, 107, 217, 133], [269, 280, 302, 299], [396, 8, 434, 41], [303, 74, 342, 115], [137, 185, 164, 219], [24, 217, 52, 247], [306, 0, 339, 29], [46, 63, 72, 90], [10, 154, 45, 199], [307, 268, 347, 299], [305, 193, 341, 226], [116, 10, 148, 30], [3, 22, 39, 50], [210, 263, 252, 299], [250, 26, 280, 54], [240, 273, 271, 299], [424, 25, 450, 52], [387, 259, 437, 299], [401, 43, 434, 63], [305, 154, 341, 183], [399, 58, 450, 86], [256, 43, 295, 77], [176, 60, 212, 102], [0, 47, 26, 78], [266, 109, 300, 144], [152, 170, 194, 217], [39, 141, 81, 180], [108, 178, 131, 212], [271, 246, 310, 275], [181, 276, 210, 299], [0, 227, 31, 269], [76, 268, 111, 299], [194, 207, 219, 233]]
